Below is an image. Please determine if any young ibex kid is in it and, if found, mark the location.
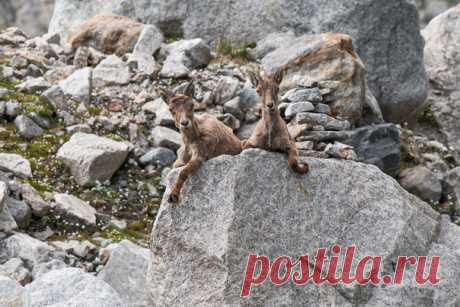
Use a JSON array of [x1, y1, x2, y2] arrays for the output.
[[243, 69, 309, 174], [166, 83, 243, 202]]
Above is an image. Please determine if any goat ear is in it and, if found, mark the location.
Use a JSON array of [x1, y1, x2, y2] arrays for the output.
[[184, 82, 195, 98], [247, 70, 261, 88], [272, 68, 284, 85]]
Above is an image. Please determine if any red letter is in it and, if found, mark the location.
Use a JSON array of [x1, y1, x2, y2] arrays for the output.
[[355, 256, 382, 285], [394, 256, 416, 284], [326, 245, 341, 284], [241, 254, 270, 297], [270, 256, 293, 286], [415, 256, 440, 285], [292, 255, 311, 285], [312, 248, 328, 284], [341, 245, 356, 284]]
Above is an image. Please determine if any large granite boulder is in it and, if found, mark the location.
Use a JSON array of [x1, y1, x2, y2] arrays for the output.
[[49, 0, 427, 122], [147, 149, 458, 306], [26, 268, 124, 306], [57, 133, 131, 187], [422, 5, 460, 161]]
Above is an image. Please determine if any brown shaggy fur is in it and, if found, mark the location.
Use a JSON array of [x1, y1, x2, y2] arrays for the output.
[[167, 83, 242, 203], [243, 69, 309, 174], [68, 14, 144, 56]]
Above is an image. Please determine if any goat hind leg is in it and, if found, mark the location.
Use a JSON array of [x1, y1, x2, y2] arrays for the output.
[[287, 146, 309, 174]]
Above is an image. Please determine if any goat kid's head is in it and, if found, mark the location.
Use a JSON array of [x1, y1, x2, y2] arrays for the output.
[[248, 69, 284, 115], [167, 83, 195, 132]]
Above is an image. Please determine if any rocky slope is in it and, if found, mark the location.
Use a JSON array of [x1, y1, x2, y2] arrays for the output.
[[0, 3, 459, 307]]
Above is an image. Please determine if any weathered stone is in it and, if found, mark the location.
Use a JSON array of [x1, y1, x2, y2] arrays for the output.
[[422, 5, 460, 161], [444, 167, 460, 216], [0, 205, 17, 232], [150, 126, 181, 151], [400, 166, 443, 204], [285, 102, 315, 120], [53, 193, 97, 229], [0, 276, 27, 307], [57, 133, 130, 186], [4, 100, 21, 118], [0, 153, 32, 178], [6, 197, 31, 229], [140, 147, 177, 167], [344, 124, 401, 176], [324, 141, 358, 161], [223, 97, 244, 120], [26, 268, 124, 307], [133, 25, 163, 56], [20, 183, 50, 217], [99, 240, 150, 307], [249, 31, 296, 60], [160, 39, 212, 78], [68, 14, 144, 56], [293, 112, 351, 131], [15, 77, 50, 93], [0, 258, 32, 286], [314, 103, 331, 115], [65, 124, 92, 135], [261, 34, 370, 123], [281, 87, 322, 103], [147, 149, 445, 306], [58, 67, 92, 104], [14, 114, 44, 140], [142, 98, 174, 126], [213, 76, 241, 106], [93, 55, 131, 88]]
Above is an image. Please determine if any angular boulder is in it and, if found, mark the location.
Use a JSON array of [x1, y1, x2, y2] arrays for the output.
[[53, 193, 97, 229], [93, 55, 131, 88], [147, 149, 456, 306], [49, 0, 426, 122], [0, 276, 27, 307], [57, 133, 130, 186], [58, 67, 92, 104], [0, 153, 32, 178], [26, 268, 124, 307], [422, 5, 460, 161], [98, 240, 150, 307]]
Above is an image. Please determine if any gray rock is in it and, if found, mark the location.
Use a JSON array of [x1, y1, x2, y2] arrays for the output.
[[42, 85, 66, 111], [0, 205, 17, 233], [281, 88, 322, 103], [93, 55, 131, 88], [324, 141, 358, 161], [249, 30, 296, 59], [57, 133, 130, 186], [20, 183, 50, 217], [0, 153, 32, 178], [0, 181, 6, 209], [14, 115, 44, 140], [142, 98, 174, 126], [127, 52, 158, 75], [65, 124, 92, 135], [99, 240, 150, 307], [285, 102, 315, 120], [15, 76, 50, 93], [147, 149, 445, 306], [444, 167, 460, 216], [400, 166, 443, 204], [4, 100, 21, 118], [344, 124, 401, 176], [213, 76, 241, 105], [26, 268, 124, 307], [293, 112, 351, 131], [58, 67, 92, 104], [314, 103, 331, 115], [160, 39, 212, 78], [140, 147, 177, 167], [0, 258, 32, 286], [0, 233, 57, 268], [53, 193, 97, 229], [6, 197, 31, 229], [29, 112, 51, 129], [150, 126, 181, 151], [133, 25, 163, 56], [238, 82, 260, 111], [223, 97, 244, 120], [422, 5, 460, 161], [0, 276, 27, 307], [52, 240, 96, 259]]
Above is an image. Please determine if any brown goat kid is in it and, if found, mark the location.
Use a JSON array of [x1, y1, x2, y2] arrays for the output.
[[243, 69, 309, 174], [167, 83, 242, 203]]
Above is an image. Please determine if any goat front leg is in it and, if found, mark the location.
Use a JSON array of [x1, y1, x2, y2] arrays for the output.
[[169, 157, 203, 203], [172, 146, 189, 168], [287, 145, 309, 174]]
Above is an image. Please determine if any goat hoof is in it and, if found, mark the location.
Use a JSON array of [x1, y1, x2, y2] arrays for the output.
[[169, 193, 179, 203]]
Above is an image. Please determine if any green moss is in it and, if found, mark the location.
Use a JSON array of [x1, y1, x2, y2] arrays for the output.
[[87, 105, 102, 116], [216, 38, 255, 62], [104, 133, 125, 142], [101, 225, 145, 242], [417, 104, 439, 128], [0, 77, 20, 90], [0, 91, 55, 119]]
